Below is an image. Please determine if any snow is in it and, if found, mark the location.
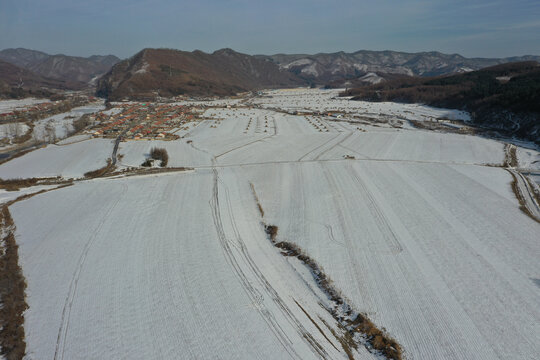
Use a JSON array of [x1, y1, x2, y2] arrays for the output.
[[0, 138, 113, 179], [101, 107, 123, 116], [32, 102, 105, 142], [247, 88, 471, 122], [5, 88, 540, 359], [134, 61, 149, 74], [246, 161, 540, 360], [0, 122, 30, 141], [118, 139, 212, 168], [282, 58, 313, 69], [301, 63, 319, 76], [0, 98, 51, 113], [358, 72, 384, 84], [517, 146, 540, 171], [0, 185, 58, 205], [11, 173, 371, 360]]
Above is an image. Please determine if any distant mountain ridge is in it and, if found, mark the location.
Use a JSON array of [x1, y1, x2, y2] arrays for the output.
[[256, 50, 540, 85], [0, 59, 76, 98], [343, 61, 540, 143], [2, 47, 539, 100], [0, 48, 121, 85], [96, 48, 303, 100]]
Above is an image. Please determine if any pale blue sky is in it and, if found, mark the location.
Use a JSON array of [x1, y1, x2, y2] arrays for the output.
[[1, 0, 539, 58]]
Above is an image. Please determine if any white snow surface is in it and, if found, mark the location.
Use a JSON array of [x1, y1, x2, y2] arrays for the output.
[[248, 88, 471, 122], [0, 138, 113, 179], [0, 98, 51, 113], [0, 123, 30, 140], [5, 89, 540, 359], [32, 102, 105, 142], [358, 72, 384, 84], [517, 146, 540, 171], [12, 173, 370, 360], [246, 161, 539, 360]]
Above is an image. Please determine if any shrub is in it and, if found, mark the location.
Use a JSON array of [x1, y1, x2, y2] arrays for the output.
[[0, 206, 28, 360], [84, 158, 114, 178], [264, 225, 278, 241], [150, 147, 169, 167]]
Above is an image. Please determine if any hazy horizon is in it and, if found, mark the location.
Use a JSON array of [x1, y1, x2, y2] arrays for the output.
[[2, 46, 540, 61], [1, 0, 539, 59]]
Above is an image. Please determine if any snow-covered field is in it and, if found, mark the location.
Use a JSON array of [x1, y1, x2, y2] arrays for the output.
[[3, 89, 540, 359], [32, 102, 105, 142], [0, 138, 113, 179], [247, 88, 471, 122], [11, 173, 368, 360], [0, 98, 50, 113], [244, 161, 539, 359], [0, 122, 30, 141]]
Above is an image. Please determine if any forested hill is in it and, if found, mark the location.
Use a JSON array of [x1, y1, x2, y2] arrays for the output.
[[342, 62, 540, 143]]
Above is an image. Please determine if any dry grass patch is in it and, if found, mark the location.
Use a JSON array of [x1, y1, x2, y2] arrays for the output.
[[250, 185, 402, 358], [84, 158, 115, 178], [508, 171, 540, 223], [503, 144, 518, 168], [0, 206, 28, 360], [250, 183, 265, 217], [0, 177, 63, 191], [264, 225, 278, 242], [266, 225, 402, 359]]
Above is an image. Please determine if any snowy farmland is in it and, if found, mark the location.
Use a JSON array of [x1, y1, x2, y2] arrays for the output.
[[247, 88, 471, 122], [0, 138, 113, 179], [1, 89, 539, 360], [31, 102, 105, 143]]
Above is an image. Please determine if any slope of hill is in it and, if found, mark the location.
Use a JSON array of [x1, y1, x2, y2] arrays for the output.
[[0, 59, 80, 98], [0, 48, 50, 68], [343, 61, 540, 143], [0, 48, 121, 85], [96, 48, 305, 100], [257, 50, 540, 86]]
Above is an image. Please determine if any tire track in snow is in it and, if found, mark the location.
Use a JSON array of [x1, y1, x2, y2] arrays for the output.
[[215, 111, 277, 159], [297, 133, 343, 162], [209, 169, 300, 359], [210, 169, 331, 359], [314, 131, 354, 161], [219, 176, 329, 359], [54, 182, 128, 360], [346, 164, 403, 255], [191, 154, 487, 172], [507, 169, 540, 222], [320, 164, 376, 309]]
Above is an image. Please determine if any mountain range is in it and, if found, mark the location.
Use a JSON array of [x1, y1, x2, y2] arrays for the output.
[[98, 48, 540, 100], [96, 48, 301, 100], [256, 51, 540, 85], [1, 47, 539, 100], [343, 61, 540, 143], [0, 48, 120, 87], [0, 59, 71, 98]]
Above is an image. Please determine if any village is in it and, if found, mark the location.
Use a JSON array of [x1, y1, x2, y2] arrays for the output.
[[90, 103, 200, 141], [0, 95, 92, 123]]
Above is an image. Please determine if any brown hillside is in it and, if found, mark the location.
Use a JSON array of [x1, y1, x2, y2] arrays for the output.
[[96, 48, 305, 100], [0, 48, 121, 85], [342, 61, 540, 143], [0, 59, 85, 98]]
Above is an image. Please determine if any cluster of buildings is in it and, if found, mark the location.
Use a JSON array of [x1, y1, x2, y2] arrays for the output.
[[0, 96, 92, 123], [91, 103, 196, 140]]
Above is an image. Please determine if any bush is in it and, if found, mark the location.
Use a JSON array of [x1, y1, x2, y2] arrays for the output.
[[150, 147, 169, 167], [0, 206, 28, 360], [84, 158, 114, 178]]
